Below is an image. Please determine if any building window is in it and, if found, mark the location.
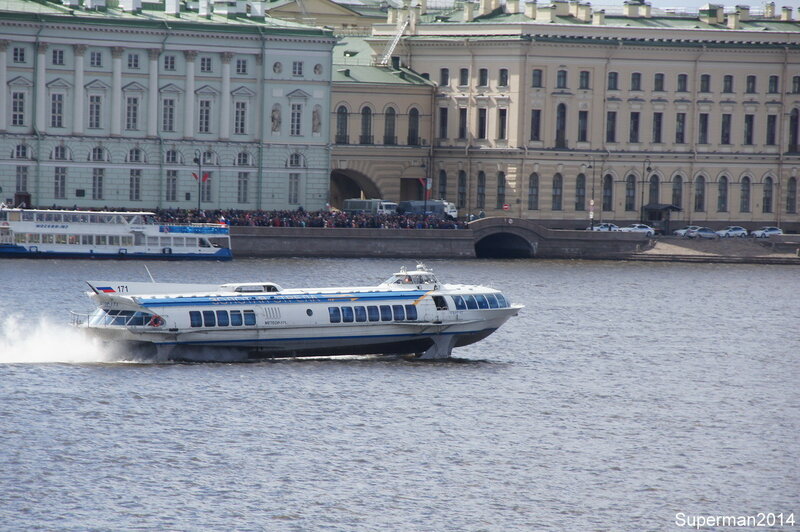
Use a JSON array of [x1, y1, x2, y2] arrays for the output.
[[360, 107, 372, 144], [459, 68, 469, 86], [723, 75, 733, 93], [92, 168, 104, 200], [234, 102, 247, 135], [384, 107, 396, 145], [629, 111, 640, 143], [496, 172, 506, 209], [88, 95, 102, 129], [237, 172, 249, 203], [54, 167, 67, 200], [698, 113, 709, 144], [625, 174, 636, 211], [631, 72, 641, 91], [200, 57, 212, 73], [162, 98, 175, 132], [439, 107, 448, 139], [129, 169, 141, 201], [290, 103, 302, 137], [292, 61, 303, 77], [717, 176, 728, 212], [126, 96, 139, 130], [53, 145, 68, 160], [607, 71, 618, 90], [530, 109, 541, 141], [477, 108, 487, 140], [786, 177, 797, 214], [457, 107, 467, 140], [528, 173, 539, 210], [91, 147, 106, 162], [578, 110, 588, 142], [90, 51, 102, 68], [52, 49, 64, 66], [478, 68, 488, 87], [768, 75, 779, 94], [579, 70, 590, 90], [336, 106, 348, 144], [200, 174, 212, 203], [13, 47, 26, 63], [408, 108, 420, 145], [14, 144, 28, 159], [763, 177, 774, 213], [740, 177, 751, 212], [654, 73, 664, 92], [165, 149, 178, 164], [458, 171, 467, 209], [128, 148, 142, 163], [239, 152, 252, 166], [51, 94, 64, 128], [652, 112, 663, 143], [700, 74, 710, 93], [606, 111, 617, 143], [438, 170, 447, 201], [677, 74, 688, 92], [766, 114, 777, 146], [556, 70, 567, 89], [166, 170, 177, 202], [694, 176, 706, 212], [476, 172, 485, 209], [16, 166, 28, 193], [721, 113, 731, 145], [497, 108, 507, 140], [163, 55, 176, 71], [672, 176, 683, 209], [744, 114, 754, 145], [236, 59, 248, 75], [198, 100, 211, 133], [675, 112, 686, 144], [555, 104, 567, 148], [127, 53, 139, 69], [575, 173, 586, 211], [288, 173, 300, 204], [602, 174, 613, 211], [793, 76, 800, 94], [439, 68, 450, 86], [551, 173, 563, 211], [11, 92, 25, 126], [746, 75, 756, 94], [532, 69, 543, 88], [498, 68, 509, 88], [649, 175, 660, 205]]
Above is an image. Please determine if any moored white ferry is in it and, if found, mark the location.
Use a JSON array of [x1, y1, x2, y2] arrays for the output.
[[0, 207, 231, 260], [76, 264, 522, 361]]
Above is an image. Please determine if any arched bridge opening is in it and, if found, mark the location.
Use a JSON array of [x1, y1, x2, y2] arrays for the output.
[[475, 232, 535, 258]]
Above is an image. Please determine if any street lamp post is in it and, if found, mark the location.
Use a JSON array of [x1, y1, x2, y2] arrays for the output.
[[586, 157, 596, 230], [193, 149, 203, 212], [641, 157, 651, 224]]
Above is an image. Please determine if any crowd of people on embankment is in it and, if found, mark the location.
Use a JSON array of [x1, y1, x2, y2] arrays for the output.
[[152, 208, 469, 230]]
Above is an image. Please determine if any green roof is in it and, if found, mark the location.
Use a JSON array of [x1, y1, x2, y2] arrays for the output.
[[333, 36, 433, 85]]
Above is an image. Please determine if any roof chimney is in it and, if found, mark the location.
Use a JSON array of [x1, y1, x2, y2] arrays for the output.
[[165, 0, 180, 15], [198, 0, 210, 16], [727, 10, 740, 28], [478, 0, 490, 16], [765, 2, 775, 17], [506, 0, 520, 14], [735, 4, 749, 20], [592, 8, 604, 24], [781, 6, 792, 20], [463, 1, 475, 21], [553, 0, 569, 15], [623, 0, 640, 17], [699, 3, 723, 24], [576, 2, 591, 20], [536, 4, 556, 22], [524, 0, 536, 19], [419, 0, 427, 14]]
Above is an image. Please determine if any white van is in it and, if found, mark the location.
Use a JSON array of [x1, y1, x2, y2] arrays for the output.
[[343, 199, 398, 215]]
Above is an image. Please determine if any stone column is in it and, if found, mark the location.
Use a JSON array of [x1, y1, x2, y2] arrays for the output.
[[111, 46, 124, 135], [220, 52, 232, 140], [0, 41, 8, 131], [36, 42, 48, 133], [73, 44, 86, 134], [183, 50, 197, 138], [147, 48, 160, 137]]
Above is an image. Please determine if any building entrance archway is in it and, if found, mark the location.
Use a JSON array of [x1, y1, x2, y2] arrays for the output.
[[330, 169, 382, 209]]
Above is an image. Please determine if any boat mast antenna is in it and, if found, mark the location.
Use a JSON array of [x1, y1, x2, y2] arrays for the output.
[[144, 265, 156, 283]]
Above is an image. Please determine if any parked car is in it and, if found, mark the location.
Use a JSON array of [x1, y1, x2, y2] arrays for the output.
[[674, 225, 701, 237], [686, 227, 719, 239], [750, 226, 783, 238], [588, 223, 620, 232], [716, 226, 748, 238], [619, 224, 655, 236]]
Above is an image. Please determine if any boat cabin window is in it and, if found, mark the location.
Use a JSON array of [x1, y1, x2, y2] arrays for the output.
[[230, 310, 243, 326], [190, 309, 255, 327], [405, 304, 418, 320], [329, 307, 341, 323], [464, 295, 478, 310], [379, 305, 392, 321], [392, 305, 405, 321], [367, 306, 380, 322], [243, 310, 256, 325], [202, 311, 216, 327], [433, 296, 448, 311], [486, 294, 499, 308], [190, 311, 203, 327], [0, 211, 7, 221], [216, 310, 229, 326], [327, 304, 419, 324], [475, 295, 489, 309], [495, 294, 508, 307], [386, 273, 439, 285], [341, 307, 354, 323], [233, 284, 280, 293], [354, 306, 367, 322], [452, 295, 466, 310], [199, 238, 211, 248], [90, 308, 155, 327]]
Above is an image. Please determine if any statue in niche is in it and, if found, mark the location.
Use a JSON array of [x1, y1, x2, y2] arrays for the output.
[[312, 105, 322, 134], [271, 104, 281, 132]]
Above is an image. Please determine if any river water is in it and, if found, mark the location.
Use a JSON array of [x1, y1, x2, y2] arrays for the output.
[[0, 258, 797, 531]]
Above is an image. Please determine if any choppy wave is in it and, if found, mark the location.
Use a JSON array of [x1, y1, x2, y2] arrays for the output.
[[0, 315, 118, 364]]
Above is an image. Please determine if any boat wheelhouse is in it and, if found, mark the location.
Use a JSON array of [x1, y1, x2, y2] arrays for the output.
[[0, 207, 231, 260], [75, 264, 521, 361]]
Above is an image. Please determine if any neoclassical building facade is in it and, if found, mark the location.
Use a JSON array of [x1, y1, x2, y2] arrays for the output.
[[1, 2, 335, 211], [332, 0, 800, 231]]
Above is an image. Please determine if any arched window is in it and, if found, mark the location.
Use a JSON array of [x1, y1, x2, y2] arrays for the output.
[[762, 176, 774, 213], [165, 149, 180, 164], [694, 176, 706, 212], [740, 176, 751, 213], [457, 170, 467, 209], [555, 103, 567, 148], [602, 174, 613, 211], [552, 173, 563, 211], [438, 170, 447, 201], [360, 107, 373, 145], [790, 109, 799, 152], [288, 153, 304, 168], [717, 176, 728, 212], [476, 171, 486, 209], [496, 172, 506, 209], [384, 107, 396, 145], [91, 147, 107, 162], [201, 150, 216, 165], [528, 173, 539, 210], [128, 148, 143, 163], [51, 145, 70, 161], [672, 175, 683, 208], [407, 108, 420, 146], [575, 173, 586, 211], [335, 106, 348, 144], [625, 174, 636, 211], [13, 144, 30, 159], [237, 152, 251, 166], [648, 174, 660, 205], [787, 177, 797, 214]]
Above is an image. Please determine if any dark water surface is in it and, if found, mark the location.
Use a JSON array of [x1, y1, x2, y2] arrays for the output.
[[1, 258, 798, 531]]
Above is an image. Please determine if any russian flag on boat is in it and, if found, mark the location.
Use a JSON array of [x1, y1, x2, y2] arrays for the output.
[[96, 286, 116, 293]]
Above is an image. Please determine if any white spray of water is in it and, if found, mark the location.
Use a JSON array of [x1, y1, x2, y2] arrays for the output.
[[0, 315, 121, 364]]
